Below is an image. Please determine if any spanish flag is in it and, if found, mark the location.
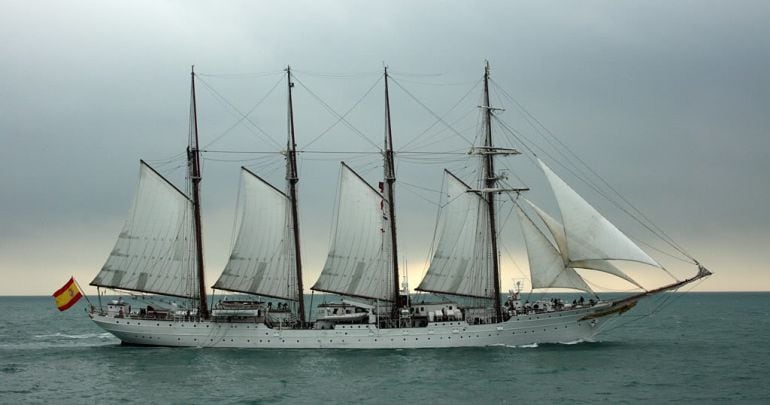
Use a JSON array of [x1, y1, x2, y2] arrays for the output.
[[53, 277, 83, 311]]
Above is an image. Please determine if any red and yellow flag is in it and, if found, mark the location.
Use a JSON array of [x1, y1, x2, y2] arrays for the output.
[[53, 277, 82, 311]]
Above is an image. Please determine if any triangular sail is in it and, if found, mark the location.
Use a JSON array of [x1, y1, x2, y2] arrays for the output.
[[515, 206, 592, 292], [524, 198, 642, 288], [538, 160, 660, 268], [90, 161, 199, 298], [213, 168, 297, 300], [417, 171, 492, 299], [312, 163, 391, 301], [524, 199, 568, 262]]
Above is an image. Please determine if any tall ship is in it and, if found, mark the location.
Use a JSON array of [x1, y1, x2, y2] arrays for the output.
[[87, 63, 712, 348]]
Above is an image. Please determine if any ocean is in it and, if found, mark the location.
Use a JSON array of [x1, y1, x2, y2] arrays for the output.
[[1, 293, 768, 404]]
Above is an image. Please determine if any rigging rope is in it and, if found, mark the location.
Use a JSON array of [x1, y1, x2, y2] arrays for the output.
[[398, 79, 482, 151], [196, 71, 284, 79], [194, 76, 282, 149], [388, 76, 475, 147], [291, 69, 380, 79], [290, 74, 381, 150], [301, 75, 383, 149], [203, 75, 285, 150], [494, 115, 692, 270], [491, 79, 696, 264]]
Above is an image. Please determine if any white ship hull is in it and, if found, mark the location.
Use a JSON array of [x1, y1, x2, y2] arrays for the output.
[[90, 303, 613, 349]]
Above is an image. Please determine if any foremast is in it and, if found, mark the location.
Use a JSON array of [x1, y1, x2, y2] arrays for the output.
[[383, 67, 401, 313], [481, 61, 502, 321], [286, 66, 306, 324], [189, 66, 208, 318]]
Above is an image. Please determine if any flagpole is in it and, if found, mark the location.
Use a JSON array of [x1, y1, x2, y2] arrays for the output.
[[72, 277, 94, 308]]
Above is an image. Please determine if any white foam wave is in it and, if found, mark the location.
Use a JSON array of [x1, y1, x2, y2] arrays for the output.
[[517, 343, 539, 348], [501, 339, 590, 349], [500, 343, 539, 349], [34, 332, 113, 340]]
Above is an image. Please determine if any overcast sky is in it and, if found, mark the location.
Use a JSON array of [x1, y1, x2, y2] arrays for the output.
[[2, 0, 768, 295]]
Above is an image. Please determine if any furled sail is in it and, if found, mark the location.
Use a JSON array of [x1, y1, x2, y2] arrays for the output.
[[213, 168, 297, 300], [515, 206, 592, 292], [538, 160, 660, 268], [90, 161, 198, 298], [417, 170, 493, 299], [312, 163, 392, 301], [524, 198, 642, 288]]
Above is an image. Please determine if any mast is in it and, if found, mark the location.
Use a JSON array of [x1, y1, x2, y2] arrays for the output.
[[482, 61, 502, 321], [189, 66, 208, 318], [286, 66, 306, 324], [383, 66, 401, 312]]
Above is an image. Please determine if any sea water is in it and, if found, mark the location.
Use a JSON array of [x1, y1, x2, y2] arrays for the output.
[[1, 293, 768, 404]]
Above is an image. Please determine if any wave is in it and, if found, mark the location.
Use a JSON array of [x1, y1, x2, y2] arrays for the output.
[[33, 332, 114, 340], [499, 339, 591, 349], [496, 343, 539, 349]]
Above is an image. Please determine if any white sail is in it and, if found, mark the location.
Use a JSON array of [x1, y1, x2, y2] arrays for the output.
[[90, 161, 198, 298], [213, 169, 297, 300], [515, 206, 592, 292], [312, 163, 391, 301], [524, 198, 642, 288], [523, 198, 568, 262], [417, 171, 492, 298], [538, 160, 661, 268]]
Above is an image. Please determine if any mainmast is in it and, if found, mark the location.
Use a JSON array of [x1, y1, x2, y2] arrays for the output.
[[482, 61, 502, 321], [383, 66, 401, 311], [286, 66, 306, 324], [189, 66, 208, 318]]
